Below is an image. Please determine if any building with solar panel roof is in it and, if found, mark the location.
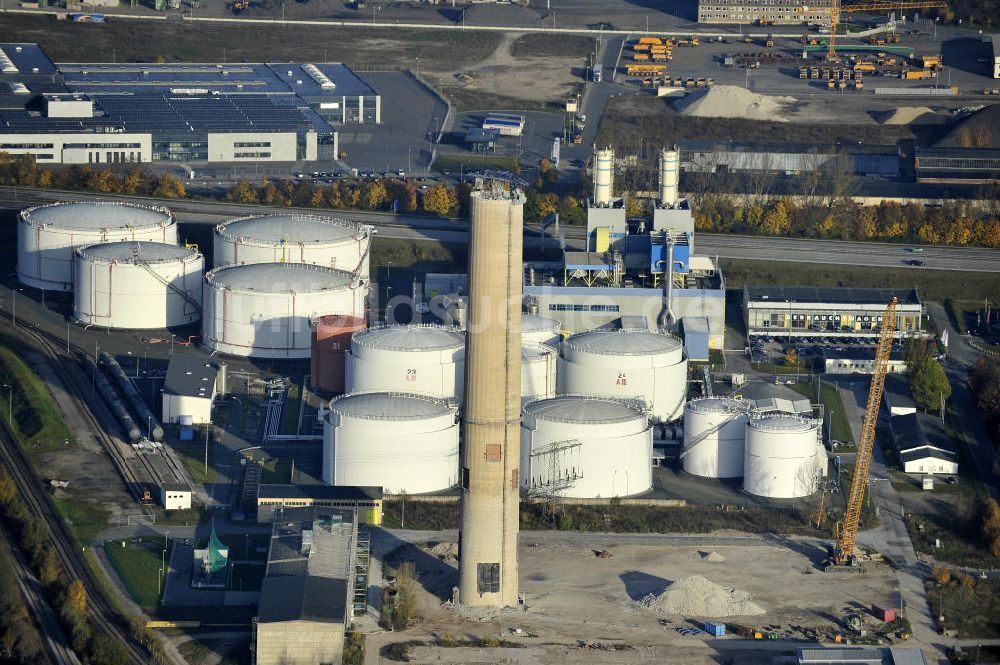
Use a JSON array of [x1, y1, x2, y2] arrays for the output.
[[0, 43, 380, 166]]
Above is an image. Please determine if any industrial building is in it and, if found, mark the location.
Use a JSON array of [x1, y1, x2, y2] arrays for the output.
[[0, 43, 381, 165], [823, 348, 907, 374], [160, 355, 221, 425], [989, 33, 1000, 78], [889, 412, 958, 475], [680, 140, 901, 178], [160, 483, 193, 511], [255, 484, 383, 524], [255, 506, 357, 665], [697, 0, 832, 24], [883, 375, 917, 416], [744, 286, 923, 339], [796, 646, 928, 665], [914, 147, 1000, 184], [17, 201, 177, 292], [310, 314, 368, 394], [743, 415, 825, 498]]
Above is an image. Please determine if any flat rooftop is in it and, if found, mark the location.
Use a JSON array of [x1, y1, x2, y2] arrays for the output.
[[163, 355, 219, 399], [258, 483, 383, 501], [745, 286, 921, 307]]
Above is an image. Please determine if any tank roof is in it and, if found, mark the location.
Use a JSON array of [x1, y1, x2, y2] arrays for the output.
[[749, 415, 816, 433], [564, 329, 682, 356], [206, 263, 356, 291], [21, 201, 172, 230], [216, 214, 370, 244], [329, 392, 454, 420], [688, 397, 743, 414], [521, 343, 557, 361], [352, 325, 464, 352], [524, 395, 645, 424], [77, 241, 198, 264], [522, 314, 561, 332]]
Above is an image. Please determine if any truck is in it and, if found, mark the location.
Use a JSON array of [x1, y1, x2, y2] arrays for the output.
[[592, 64, 603, 82], [904, 69, 931, 80]]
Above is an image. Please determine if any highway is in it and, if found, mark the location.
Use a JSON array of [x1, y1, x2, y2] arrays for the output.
[[2, 187, 999, 272]]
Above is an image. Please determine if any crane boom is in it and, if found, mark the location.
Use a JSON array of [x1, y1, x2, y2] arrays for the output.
[[831, 297, 897, 567], [827, 1, 947, 60]]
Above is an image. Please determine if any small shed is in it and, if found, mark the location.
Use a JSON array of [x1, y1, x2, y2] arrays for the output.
[[160, 483, 192, 510]]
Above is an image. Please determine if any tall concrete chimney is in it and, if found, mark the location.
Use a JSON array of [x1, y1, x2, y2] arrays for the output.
[[458, 187, 524, 607], [659, 147, 679, 207], [593, 147, 614, 206]]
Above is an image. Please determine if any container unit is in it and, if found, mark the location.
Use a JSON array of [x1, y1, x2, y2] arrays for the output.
[[521, 313, 562, 346], [681, 397, 748, 479], [558, 329, 688, 423], [202, 263, 366, 359], [213, 214, 374, 277], [323, 392, 459, 494], [743, 415, 821, 499], [345, 325, 465, 401], [73, 241, 202, 329], [704, 622, 726, 637], [17, 201, 177, 292], [521, 395, 653, 499], [310, 314, 367, 394], [521, 343, 557, 404]]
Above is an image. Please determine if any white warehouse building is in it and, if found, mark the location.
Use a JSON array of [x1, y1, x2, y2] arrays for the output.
[[323, 392, 459, 494], [558, 329, 688, 423], [521, 395, 653, 499], [73, 241, 203, 329], [17, 201, 177, 292]]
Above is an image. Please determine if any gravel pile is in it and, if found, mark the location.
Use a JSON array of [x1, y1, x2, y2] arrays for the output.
[[639, 575, 764, 617], [673, 85, 796, 121], [701, 551, 727, 562], [880, 106, 935, 124]]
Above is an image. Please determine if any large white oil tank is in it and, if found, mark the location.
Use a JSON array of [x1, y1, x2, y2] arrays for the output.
[[202, 263, 366, 359], [743, 415, 821, 499], [323, 392, 459, 494], [682, 398, 748, 479], [521, 395, 652, 498], [346, 325, 465, 401], [521, 343, 557, 404], [558, 329, 687, 422], [521, 314, 562, 346], [73, 241, 203, 329], [213, 214, 374, 277], [18, 201, 177, 292]]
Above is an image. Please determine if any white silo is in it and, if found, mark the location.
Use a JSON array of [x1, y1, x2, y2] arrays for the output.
[[681, 398, 749, 479], [213, 214, 374, 277], [743, 415, 821, 499], [558, 329, 687, 422], [593, 147, 614, 206], [521, 314, 561, 346], [521, 395, 652, 498], [17, 201, 177, 292], [323, 392, 459, 494], [202, 263, 366, 359], [346, 325, 465, 401], [74, 241, 203, 329], [521, 343, 557, 404], [659, 148, 680, 207]]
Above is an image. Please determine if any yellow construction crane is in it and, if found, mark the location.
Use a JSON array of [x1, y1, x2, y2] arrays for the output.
[[826, 1, 947, 60], [826, 297, 897, 570]]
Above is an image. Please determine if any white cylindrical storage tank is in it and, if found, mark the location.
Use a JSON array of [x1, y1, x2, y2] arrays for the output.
[[521, 343, 557, 404], [558, 329, 687, 423], [18, 201, 177, 292], [521, 396, 652, 498], [346, 325, 465, 401], [659, 148, 680, 206], [743, 415, 821, 499], [213, 214, 374, 277], [323, 392, 459, 494], [202, 263, 366, 359], [521, 313, 561, 346], [73, 241, 203, 329], [682, 397, 748, 479], [593, 147, 614, 206]]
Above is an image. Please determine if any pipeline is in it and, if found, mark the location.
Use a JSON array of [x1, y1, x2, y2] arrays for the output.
[[99, 351, 164, 441], [83, 354, 142, 443]]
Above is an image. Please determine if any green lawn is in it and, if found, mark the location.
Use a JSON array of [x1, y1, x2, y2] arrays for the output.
[[371, 238, 465, 272], [154, 507, 204, 527], [52, 497, 110, 544], [105, 539, 170, 612], [174, 444, 217, 485]]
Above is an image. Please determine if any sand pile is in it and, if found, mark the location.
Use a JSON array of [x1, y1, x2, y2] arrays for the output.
[[424, 542, 459, 561], [701, 551, 726, 562], [880, 106, 935, 124], [639, 575, 764, 617], [674, 86, 796, 121]]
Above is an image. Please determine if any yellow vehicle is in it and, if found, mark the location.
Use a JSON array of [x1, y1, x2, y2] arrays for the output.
[[799, 67, 808, 78], [765, 34, 774, 47], [633, 53, 650, 61], [633, 43, 650, 52], [684, 77, 695, 87], [650, 53, 668, 62], [904, 69, 931, 80], [572, 133, 583, 144], [853, 61, 875, 73], [690, 36, 700, 46], [638, 37, 662, 45], [675, 38, 690, 46], [696, 77, 707, 87], [854, 80, 864, 90], [869, 36, 886, 46], [828, 79, 836, 89], [625, 63, 667, 75], [920, 54, 941, 68]]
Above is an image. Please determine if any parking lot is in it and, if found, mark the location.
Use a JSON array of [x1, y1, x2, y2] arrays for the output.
[[747, 334, 904, 366]]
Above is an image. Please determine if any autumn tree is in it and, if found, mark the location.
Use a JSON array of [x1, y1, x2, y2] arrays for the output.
[[152, 174, 185, 199], [910, 357, 951, 412], [932, 564, 951, 585], [227, 180, 259, 204], [361, 179, 389, 211], [784, 348, 800, 368], [982, 498, 1000, 558], [66, 580, 87, 617], [422, 183, 457, 216], [259, 178, 281, 206], [761, 199, 791, 235]]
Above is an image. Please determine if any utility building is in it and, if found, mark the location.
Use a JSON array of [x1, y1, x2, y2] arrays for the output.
[[161, 355, 221, 425], [698, 0, 832, 24]]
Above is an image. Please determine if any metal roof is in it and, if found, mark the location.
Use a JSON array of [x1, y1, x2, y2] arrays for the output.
[[0, 43, 58, 75], [749, 415, 815, 432], [521, 314, 561, 333], [521, 343, 557, 361], [744, 286, 921, 306], [163, 355, 219, 398], [329, 392, 455, 420], [20, 201, 172, 230], [352, 325, 464, 352], [216, 214, 370, 244], [890, 412, 953, 453], [524, 395, 646, 424], [77, 241, 197, 264], [257, 484, 383, 501], [563, 329, 682, 356], [883, 375, 916, 411], [206, 263, 355, 291], [687, 397, 743, 415]]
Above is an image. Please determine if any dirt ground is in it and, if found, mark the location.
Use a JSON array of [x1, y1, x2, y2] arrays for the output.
[[387, 536, 898, 664]]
